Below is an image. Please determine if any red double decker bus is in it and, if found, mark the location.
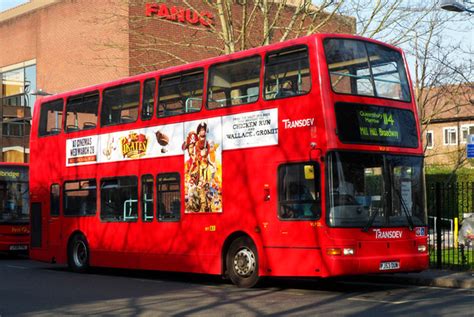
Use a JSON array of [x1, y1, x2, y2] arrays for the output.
[[29, 34, 428, 287], [0, 163, 29, 254]]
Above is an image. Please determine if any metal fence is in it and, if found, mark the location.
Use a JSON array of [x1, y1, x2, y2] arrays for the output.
[[427, 182, 474, 270]]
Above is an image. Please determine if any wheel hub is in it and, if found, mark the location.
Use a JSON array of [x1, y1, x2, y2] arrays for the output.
[[233, 248, 256, 277], [73, 240, 87, 267]]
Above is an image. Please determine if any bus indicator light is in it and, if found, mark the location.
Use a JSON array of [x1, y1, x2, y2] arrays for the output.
[[263, 184, 270, 201], [326, 248, 342, 256]]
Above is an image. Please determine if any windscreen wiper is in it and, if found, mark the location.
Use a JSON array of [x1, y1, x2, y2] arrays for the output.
[[362, 206, 379, 232], [362, 192, 386, 232], [393, 187, 414, 231]]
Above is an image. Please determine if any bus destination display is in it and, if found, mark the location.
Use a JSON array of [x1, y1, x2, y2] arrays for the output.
[[357, 109, 400, 142], [335, 103, 418, 148]]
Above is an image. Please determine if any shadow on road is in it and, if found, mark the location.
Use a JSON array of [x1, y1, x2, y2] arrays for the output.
[[43, 264, 404, 293], [0, 252, 29, 260]]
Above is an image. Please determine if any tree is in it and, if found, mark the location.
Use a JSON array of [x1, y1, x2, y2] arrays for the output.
[[89, 1, 474, 169], [87, 0, 354, 72], [337, 1, 473, 169]]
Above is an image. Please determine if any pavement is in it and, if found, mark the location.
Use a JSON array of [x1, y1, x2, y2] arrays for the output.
[[359, 269, 474, 289]]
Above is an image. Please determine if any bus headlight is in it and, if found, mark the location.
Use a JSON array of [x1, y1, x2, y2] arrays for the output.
[[418, 245, 427, 252], [343, 248, 355, 256]]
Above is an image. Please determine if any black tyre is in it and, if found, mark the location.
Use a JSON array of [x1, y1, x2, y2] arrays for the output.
[[226, 236, 260, 288], [67, 234, 89, 273]]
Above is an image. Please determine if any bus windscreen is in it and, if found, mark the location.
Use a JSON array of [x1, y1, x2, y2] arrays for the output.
[[0, 166, 29, 224]]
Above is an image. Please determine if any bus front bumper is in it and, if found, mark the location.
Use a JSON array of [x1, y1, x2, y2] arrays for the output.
[[323, 252, 429, 277]]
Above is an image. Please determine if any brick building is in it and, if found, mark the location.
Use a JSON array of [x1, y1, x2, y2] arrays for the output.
[[0, 0, 354, 163], [421, 84, 474, 168]]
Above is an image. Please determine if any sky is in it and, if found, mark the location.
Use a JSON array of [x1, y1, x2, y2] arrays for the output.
[[0, 0, 28, 12]]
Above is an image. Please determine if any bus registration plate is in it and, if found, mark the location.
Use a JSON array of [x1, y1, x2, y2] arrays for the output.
[[379, 261, 400, 270], [9, 245, 28, 251]]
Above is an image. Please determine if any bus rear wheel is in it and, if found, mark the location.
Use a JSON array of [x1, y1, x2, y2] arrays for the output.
[[68, 234, 89, 273], [226, 237, 259, 288]]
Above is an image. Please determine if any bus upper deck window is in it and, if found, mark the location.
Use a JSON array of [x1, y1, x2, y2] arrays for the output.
[[101, 82, 140, 127], [207, 56, 261, 109], [264, 46, 311, 100], [38, 99, 64, 136], [324, 38, 410, 102], [65, 92, 99, 132], [142, 79, 156, 120], [158, 69, 204, 117]]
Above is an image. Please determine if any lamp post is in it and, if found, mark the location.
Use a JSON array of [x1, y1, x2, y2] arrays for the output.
[[440, 0, 474, 13], [27, 89, 53, 163], [31, 89, 53, 96]]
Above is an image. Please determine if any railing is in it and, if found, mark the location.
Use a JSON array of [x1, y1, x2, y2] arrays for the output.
[[427, 182, 474, 270]]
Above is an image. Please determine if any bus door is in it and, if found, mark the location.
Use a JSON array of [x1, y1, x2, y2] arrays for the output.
[[30, 185, 57, 262], [276, 162, 322, 247], [261, 162, 322, 275], [47, 184, 62, 260]]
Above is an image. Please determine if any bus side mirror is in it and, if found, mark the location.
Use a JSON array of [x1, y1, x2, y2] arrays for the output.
[[310, 142, 324, 162]]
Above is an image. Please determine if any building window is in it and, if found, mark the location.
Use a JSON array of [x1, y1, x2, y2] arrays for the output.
[[1, 62, 37, 115], [461, 125, 474, 144], [2, 121, 27, 137], [426, 131, 434, 149], [443, 127, 457, 145]]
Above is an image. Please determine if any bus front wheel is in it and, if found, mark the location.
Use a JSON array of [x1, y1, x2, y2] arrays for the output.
[[226, 236, 259, 288], [68, 234, 89, 273]]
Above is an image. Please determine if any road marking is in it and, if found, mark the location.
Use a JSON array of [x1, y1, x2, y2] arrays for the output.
[[348, 297, 427, 305], [6, 265, 28, 270]]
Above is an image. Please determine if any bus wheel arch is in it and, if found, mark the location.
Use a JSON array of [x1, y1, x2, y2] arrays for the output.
[[223, 233, 260, 288], [67, 231, 90, 273]]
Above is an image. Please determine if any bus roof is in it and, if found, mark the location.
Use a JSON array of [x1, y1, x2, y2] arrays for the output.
[[37, 33, 400, 103], [36, 33, 403, 104]]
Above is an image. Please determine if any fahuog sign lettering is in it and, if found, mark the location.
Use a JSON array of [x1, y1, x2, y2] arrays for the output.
[[145, 3, 214, 27]]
